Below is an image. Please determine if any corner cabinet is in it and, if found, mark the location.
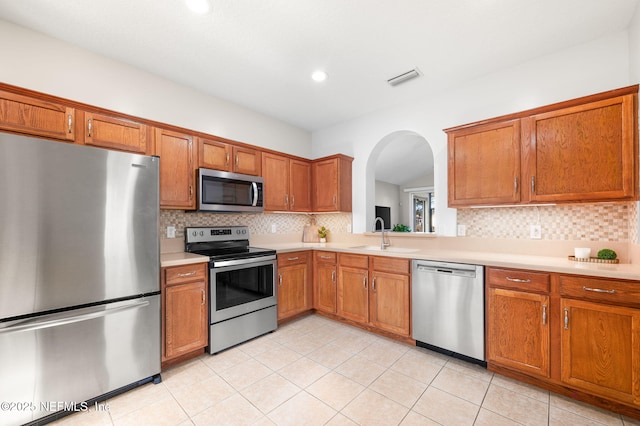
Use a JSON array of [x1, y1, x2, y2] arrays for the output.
[[277, 251, 312, 321], [446, 85, 638, 207], [312, 154, 353, 212], [161, 263, 208, 367], [154, 128, 196, 210]]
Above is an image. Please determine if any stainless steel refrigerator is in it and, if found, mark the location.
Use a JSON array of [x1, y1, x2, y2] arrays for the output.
[[0, 134, 161, 426]]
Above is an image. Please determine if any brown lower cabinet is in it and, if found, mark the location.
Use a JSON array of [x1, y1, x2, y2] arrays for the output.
[[277, 251, 312, 321], [487, 266, 640, 417], [161, 263, 208, 367], [314, 251, 338, 314]]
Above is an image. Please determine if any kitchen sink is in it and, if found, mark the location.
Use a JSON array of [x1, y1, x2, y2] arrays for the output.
[[349, 245, 419, 253]]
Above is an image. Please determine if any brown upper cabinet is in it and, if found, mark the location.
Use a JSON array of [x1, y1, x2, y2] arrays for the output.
[[81, 111, 149, 154], [446, 86, 638, 207], [312, 154, 353, 212], [154, 128, 196, 210], [199, 137, 261, 176], [262, 152, 312, 212], [0, 89, 75, 142]]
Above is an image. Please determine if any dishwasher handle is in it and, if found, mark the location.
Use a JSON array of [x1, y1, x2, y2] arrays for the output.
[[415, 264, 477, 278]]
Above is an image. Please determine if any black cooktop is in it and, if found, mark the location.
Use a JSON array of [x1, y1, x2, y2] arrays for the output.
[[190, 246, 276, 262]]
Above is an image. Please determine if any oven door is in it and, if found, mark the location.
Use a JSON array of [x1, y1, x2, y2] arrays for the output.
[[209, 257, 277, 323]]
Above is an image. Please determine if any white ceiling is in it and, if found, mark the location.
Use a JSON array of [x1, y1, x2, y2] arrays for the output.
[[0, 0, 637, 133], [3, 0, 636, 189]]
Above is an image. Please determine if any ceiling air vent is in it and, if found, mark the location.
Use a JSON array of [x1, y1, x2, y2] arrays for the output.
[[387, 68, 421, 87]]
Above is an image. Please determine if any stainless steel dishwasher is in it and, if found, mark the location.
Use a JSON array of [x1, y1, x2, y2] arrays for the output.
[[412, 260, 485, 364]]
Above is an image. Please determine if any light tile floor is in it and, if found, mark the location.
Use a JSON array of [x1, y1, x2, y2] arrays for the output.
[[53, 314, 640, 426]]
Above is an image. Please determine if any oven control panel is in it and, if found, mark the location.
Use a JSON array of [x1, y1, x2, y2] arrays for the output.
[[185, 226, 249, 243]]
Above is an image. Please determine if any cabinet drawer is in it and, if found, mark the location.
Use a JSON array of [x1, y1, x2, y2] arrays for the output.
[[339, 253, 368, 269], [165, 264, 207, 286], [487, 267, 550, 293], [278, 251, 309, 267], [559, 275, 640, 307], [371, 256, 410, 275], [315, 251, 336, 264]]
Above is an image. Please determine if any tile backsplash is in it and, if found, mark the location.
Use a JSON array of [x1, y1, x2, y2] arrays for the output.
[[160, 210, 352, 239], [456, 202, 634, 242]]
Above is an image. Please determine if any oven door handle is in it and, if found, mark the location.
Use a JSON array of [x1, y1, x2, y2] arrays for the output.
[[212, 255, 277, 268], [251, 182, 258, 207]]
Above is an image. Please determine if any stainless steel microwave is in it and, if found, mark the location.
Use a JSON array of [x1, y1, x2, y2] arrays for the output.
[[197, 168, 264, 212]]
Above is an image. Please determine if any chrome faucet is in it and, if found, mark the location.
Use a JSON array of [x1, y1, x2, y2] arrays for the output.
[[373, 217, 391, 250]]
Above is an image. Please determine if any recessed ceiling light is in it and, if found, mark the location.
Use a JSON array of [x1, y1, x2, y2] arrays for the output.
[[311, 70, 327, 82], [185, 0, 210, 14]]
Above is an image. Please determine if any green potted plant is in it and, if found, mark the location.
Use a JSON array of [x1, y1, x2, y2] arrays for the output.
[[318, 226, 328, 243]]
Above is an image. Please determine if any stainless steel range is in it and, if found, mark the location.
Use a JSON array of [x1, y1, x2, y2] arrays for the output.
[[185, 226, 277, 354]]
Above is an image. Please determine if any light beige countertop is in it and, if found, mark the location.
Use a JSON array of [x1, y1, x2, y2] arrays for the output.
[[160, 251, 209, 268], [257, 242, 640, 281]]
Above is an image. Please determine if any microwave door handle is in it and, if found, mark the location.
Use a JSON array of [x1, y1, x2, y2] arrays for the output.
[[251, 182, 258, 206]]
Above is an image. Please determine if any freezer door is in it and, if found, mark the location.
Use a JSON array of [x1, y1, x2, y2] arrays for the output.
[[0, 134, 159, 318], [0, 295, 160, 426]]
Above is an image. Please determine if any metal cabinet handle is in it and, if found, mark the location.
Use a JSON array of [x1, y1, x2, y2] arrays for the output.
[[331, 270, 336, 283], [287, 257, 299, 261], [284, 194, 289, 208], [291, 195, 295, 208], [235, 154, 239, 168], [564, 308, 569, 330], [531, 176, 536, 194], [177, 271, 196, 278], [514, 176, 518, 194], [320, 255, 332, 259], [87, 118, 93, 137], [582, 286, 616, 294], [333, 194, 337, 206], [67, 113, 73, 134], [226, 152, 230, 166], [372, 277, 377, 292], [506, 277, 532, 283], [189, 184, 193, 200], [363, 276, 367, 290], [542, 305, 547, 325], [278, 274, 282, 286], [201, 289, 205, 305]]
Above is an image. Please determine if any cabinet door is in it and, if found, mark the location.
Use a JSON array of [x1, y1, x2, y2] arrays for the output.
[[315, 262, 337, 314], [561, 298, 640, 405], [164, 281, 207, 359], [487, 287, 550, 378], [370, 271, 410, 336], [447, 119, 521, 207], [154, 128, 195, 209], [313, 158, 339, 211], [83, 112, 148, 154], [0, 90, 75, 141], [199, 138, 231, 171], [290, 159, 312, 212], [233, 146, 261, 176], [262, 152, 289, 210], [278, 263, 309, 320], [338, 266, 369, 324], [524, 94, 637, 202]]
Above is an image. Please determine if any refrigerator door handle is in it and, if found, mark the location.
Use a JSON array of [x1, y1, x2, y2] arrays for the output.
[[0, 299, 150, 335]]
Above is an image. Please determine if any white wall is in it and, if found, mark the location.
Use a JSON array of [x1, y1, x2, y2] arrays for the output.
[[0, 19, 311, 158], [312, 31, 633, 234]]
